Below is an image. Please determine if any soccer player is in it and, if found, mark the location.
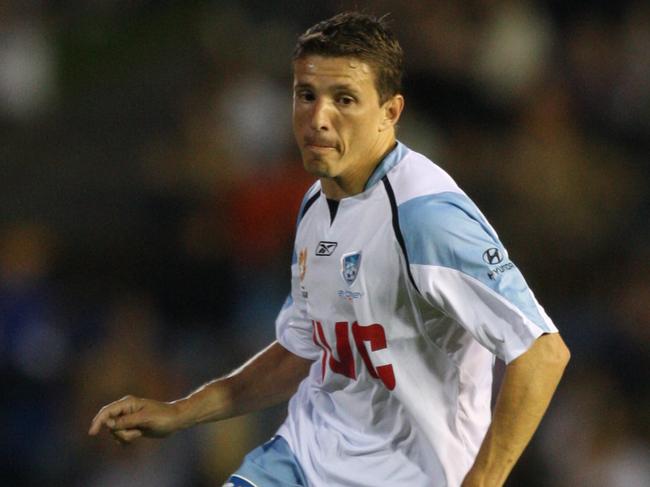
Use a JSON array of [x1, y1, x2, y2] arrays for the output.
[[89, 12, 570, 487]]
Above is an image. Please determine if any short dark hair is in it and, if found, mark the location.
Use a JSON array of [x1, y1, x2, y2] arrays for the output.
[[293, 12, 404, 104]]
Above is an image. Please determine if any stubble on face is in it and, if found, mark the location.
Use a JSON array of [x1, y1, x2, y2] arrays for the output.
[[292, 56, 388, 187]]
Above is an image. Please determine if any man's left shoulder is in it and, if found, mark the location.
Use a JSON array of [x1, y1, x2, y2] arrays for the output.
[[385, 147, 461, 206]]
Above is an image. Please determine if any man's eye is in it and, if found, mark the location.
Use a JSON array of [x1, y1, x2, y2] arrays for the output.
[[338, 96, 354, 105], [297, 92, 315, 102]]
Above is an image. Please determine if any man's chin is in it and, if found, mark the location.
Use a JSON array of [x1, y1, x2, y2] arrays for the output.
[[302, 157, 334, 178]]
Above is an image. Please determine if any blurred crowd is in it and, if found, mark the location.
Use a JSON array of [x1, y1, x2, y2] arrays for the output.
[[1, 1, 648, 485]]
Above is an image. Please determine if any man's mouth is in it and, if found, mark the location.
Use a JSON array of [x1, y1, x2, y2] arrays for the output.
[[306, 144, 335, 151], [304, 137, 337, 150]]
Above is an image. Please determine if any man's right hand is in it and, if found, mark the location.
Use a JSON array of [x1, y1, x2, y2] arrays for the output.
[[87, 342, 311, 445], [88, 395, 184, 444]]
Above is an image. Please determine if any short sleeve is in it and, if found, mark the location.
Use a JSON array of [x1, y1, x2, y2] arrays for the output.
[[275, 183, 322, 361], [398, 191, 558, 364], [275, 262, 320, 361]]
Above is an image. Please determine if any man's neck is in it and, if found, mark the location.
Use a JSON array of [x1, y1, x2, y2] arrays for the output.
[[320, 138, 397, 200]]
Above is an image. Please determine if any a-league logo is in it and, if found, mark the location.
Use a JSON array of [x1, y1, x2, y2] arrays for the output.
[[341, 251, 362, 286], [299, 248, 307, 282]]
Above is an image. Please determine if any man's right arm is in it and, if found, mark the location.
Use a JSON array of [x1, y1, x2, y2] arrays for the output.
[[88, 341, 312, 443]]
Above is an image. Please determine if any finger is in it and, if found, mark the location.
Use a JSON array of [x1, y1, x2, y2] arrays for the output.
[[112, 410, 149, 431], [112, 428, 143, 444], [89, 403, 122, 435], [88, 396, 142, 435]]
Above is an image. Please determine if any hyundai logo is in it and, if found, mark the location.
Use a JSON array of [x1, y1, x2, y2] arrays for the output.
[[482, 248, 504, 265]]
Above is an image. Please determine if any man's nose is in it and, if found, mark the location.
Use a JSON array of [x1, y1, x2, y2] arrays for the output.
[[310, 99, 331, 131]]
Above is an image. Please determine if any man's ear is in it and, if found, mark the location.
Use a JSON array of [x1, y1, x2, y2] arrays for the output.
[[379, 94, 405, 131]]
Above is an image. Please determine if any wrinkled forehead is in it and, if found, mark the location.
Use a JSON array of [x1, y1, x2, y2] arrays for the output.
[[293, 55, 377, 85]]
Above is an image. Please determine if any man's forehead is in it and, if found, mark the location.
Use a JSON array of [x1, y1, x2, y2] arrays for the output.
[[293, 55, 375, 84]]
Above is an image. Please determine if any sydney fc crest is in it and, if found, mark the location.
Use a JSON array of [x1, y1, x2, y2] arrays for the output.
[[341, 251, 362, 286]]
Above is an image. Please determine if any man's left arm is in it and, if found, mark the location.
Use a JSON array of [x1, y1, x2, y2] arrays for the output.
[[462, 333, 570, 487]]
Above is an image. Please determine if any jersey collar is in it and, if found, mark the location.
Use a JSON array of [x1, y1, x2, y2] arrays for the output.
[[364, 140, 409, 191]]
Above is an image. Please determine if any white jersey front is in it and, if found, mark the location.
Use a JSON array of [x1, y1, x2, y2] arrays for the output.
[[275, 142, 557, 486]]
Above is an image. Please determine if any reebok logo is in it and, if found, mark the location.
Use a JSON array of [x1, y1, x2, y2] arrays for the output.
[[315, 241, 338, 256]]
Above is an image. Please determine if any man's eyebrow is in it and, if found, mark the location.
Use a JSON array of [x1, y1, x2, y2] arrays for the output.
[[294, 83, 314, 91], [293, 82, 361, 94], [330, 83, 361, 94]]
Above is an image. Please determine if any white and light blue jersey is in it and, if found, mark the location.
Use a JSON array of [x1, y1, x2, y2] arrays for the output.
[[275, 142, 558, 486]]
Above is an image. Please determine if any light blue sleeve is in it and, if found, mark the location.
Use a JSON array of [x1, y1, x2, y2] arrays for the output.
[[398, 192, 556, 361]]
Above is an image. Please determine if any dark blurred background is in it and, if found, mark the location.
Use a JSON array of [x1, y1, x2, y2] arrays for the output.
[[1, 1, 648, 485]]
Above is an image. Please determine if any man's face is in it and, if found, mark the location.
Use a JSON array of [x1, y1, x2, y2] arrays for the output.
[[292, 55, 392, 181]]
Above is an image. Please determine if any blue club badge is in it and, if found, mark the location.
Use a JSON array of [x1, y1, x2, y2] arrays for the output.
[[341, 251, 362, 286]]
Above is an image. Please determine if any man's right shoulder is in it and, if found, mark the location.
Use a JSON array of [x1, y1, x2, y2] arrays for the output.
[[297, 180, 322, 223]]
